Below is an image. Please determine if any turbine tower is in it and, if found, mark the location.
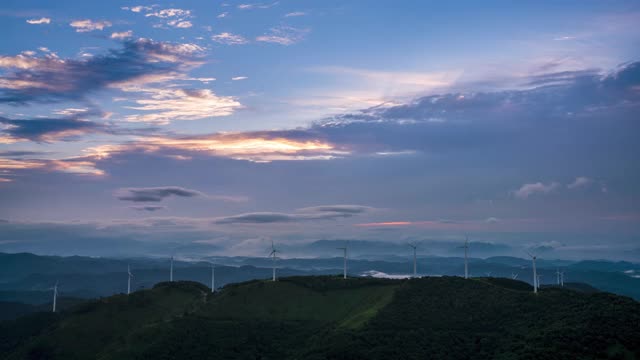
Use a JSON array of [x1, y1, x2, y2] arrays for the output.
[[560, 271, 565, 287], [127, 264, 133, 295], [169, 256, 174, 282], [337, 243, 348, 279], [537, 274, 543, 288], [408, 242, 418, 277], [51, 281, 58, 313], [269, 240, 279, 281], [210, 262, 216, 293], [462, 237, 470, 279], [556, 268, 561, 286], [526, 251, 538, 294]]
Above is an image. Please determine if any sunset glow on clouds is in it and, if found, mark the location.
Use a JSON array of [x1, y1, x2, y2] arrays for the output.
[[1, 0, 639, 259]]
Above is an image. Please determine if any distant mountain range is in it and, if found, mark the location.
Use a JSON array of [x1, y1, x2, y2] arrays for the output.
[[0, 251, 638, 314]]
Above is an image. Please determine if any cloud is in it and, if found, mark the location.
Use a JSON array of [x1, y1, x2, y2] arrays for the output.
[[284, 12, 306, 17], [166, 20, 192, 28], [217, 12, 229, 18], [297, 205, 372, 215], [123, 88, 242, 124], [145, 8, 191, 18], [256, 25, 309, 45], [214, 212, 297, 224], [122, 5, 155, 13], [567, 176, 593, 189], [513, 182, 560, 199], [231, 76, 248, 81], [133, 7, 193, 28], [0, 156, 104, 176], [115, 186, 205, 202], [129, 205, 167, 212], [0, 39, 204, 104], [69, 19, 112, 32], [214, 204, 373, 224], [0, 116, 105, 142], [84, 130, 346, 162], [110, 30, 133, 39], [26, 17, 51, 24], [211, 32, 248, 45], [237, 2, 279, 10]]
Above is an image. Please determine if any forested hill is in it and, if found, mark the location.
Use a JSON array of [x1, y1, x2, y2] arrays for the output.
[[1, 276, 639, 359]]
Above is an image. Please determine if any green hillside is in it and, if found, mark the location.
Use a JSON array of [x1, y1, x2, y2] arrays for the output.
[[1, 276, 639, 359]]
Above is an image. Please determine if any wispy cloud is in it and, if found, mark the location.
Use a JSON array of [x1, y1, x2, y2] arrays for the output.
[[116, 186, 205, 202], [123, 88, 242, 124], [69, 19, 112, 32], [0, 39, 205, 104], [513, 182, 560, 199], [284, 11, 306, 17], [237, 2, 279, 10], [145, 8, 191, 18], [121, 5, 155, 13], [211, 32, 248, 45], [231, 76, 248, 81], [214, 205, 372, 224], [83, 129, 346, 163], [567, 176, 593, 189], [256, 25, 308, 45], [124, 7, 193, 28], [110, 30, 133, 39], [26, 17, 51, 24], [129, 205, 167, 212]]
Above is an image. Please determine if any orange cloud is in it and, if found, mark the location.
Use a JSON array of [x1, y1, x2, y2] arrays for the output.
[[84, 132, 347, 162]]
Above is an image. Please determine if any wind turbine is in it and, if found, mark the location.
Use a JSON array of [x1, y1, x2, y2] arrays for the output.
[[210, 262, 216, 293], [269, 240, 280, 281], [462, 237, 470, 279], [337, 242, 348, 279], [525, 251, 538, 294], [51, 281, 58, 313], [408, 242, 418, 277], [560, 271, 565, 287], [537, 274, 543, 288], [169, 256, 174, 282], [127, 264, 133, 295], [511, 272, 519, 280], [556, 268, 561, 286]]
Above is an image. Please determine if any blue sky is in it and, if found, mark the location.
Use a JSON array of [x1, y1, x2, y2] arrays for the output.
[[1, 0, 639, 260]]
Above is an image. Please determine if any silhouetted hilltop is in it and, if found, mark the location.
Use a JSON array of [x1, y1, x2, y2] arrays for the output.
[[1, 276, 638, 359]]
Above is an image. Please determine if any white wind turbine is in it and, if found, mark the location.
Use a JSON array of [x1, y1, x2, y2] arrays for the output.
[[408, 242, 418, 277], [337, 242, 348, 279], [51, 281, 58, 313], [556, 268, 561, 286], [537, 274, 543, 288], [462, 237, 470, 279], [127, 264, 134, 295], [210, 262, 216, 293], [511, 272, 519, 280], [525, 251, 538, 294], [269, 240, 280, 281], [169, 256, 174, 282], [560, 270, 565, 287]]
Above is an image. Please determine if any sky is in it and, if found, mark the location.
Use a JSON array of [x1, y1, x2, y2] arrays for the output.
[[1, 0, 639, 260]]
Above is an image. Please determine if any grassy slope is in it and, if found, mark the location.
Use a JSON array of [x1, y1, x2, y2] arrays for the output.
[[201, 276, 399, 328]]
